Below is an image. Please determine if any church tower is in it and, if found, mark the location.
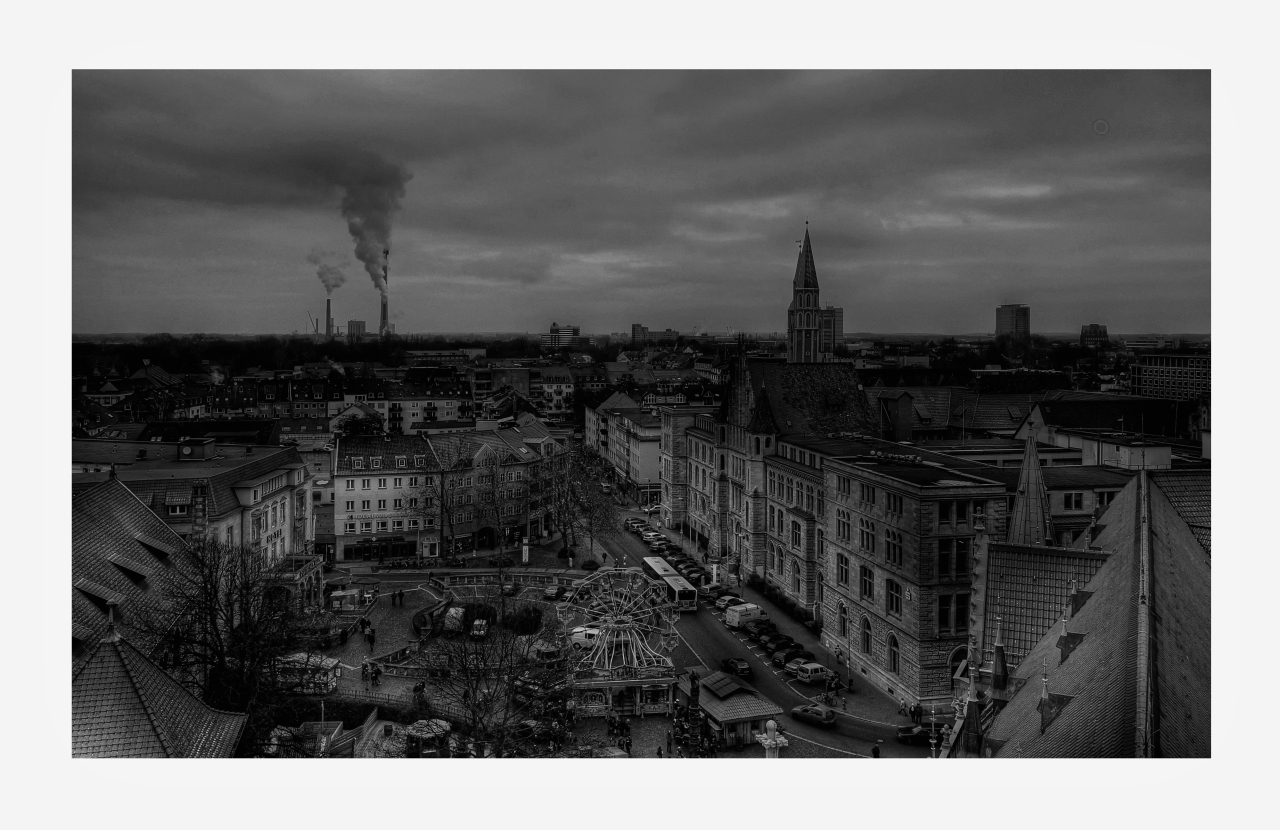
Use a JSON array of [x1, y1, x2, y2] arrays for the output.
[[787, 227, 821, 363]]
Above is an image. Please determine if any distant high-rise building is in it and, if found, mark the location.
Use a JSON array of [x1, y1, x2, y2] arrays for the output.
[[1080, 323, 1110, 348], [541, 322, 592, 350], [631, 323, 650, 345], [996, 304, 1030, 340], [787, 228, 843, 363]]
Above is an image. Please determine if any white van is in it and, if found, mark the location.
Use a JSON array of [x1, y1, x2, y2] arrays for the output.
[[724, 603, 768, 629], [795, 662, 830, 684], [570, 626, 600, 650]]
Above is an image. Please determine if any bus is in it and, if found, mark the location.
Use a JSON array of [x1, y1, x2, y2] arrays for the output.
[[663, 575, 699, 611], [642, 556, 679, 581]]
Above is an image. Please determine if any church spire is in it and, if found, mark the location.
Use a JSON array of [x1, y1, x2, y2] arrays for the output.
[[793, 226, 819, 289]]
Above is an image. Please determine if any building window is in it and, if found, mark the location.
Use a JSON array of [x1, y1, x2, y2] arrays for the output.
[[1098, 491, 1117, 508], [376, 520, 388, 532], [859, 518, 876, 553], [396, 457, 406, 468], [378, 478, 387, 489], [394, 498, 403, 509], [839, 604, 848, 637], [166, 504, 189, 516], [377, 499, 387, 510], [860, 483, 876, 507], [371, 458, 382, 469], [955, 593, 970, 633], [344, 522, 356, 533], [859, 566, 874, 600], [939, 595, 952, 634], [886, 492, 903, 515], [885, 529, 903, 566], [887, 634, 900, 674], [345, 500, 355, 511], [392, 520, 404, 531], [359, 521, 372, 533], [362, 479, 371, 490], [352, 458, 364, 469], [791, 564, 800, 594], [1063, 492, 1084, 511], [346, 480, 355, 491], [361, 500, 371, 510], [837, 554, 849, 585], [937, 500, 953, 527], [886, 580, 902, 617], [409, 497, 419, 509], [836, 475, 851, 496], [790, 521, 802, 548], [394, 477, 403, 488], [861, 617, 872, 654], [836, 509, 851, 541]]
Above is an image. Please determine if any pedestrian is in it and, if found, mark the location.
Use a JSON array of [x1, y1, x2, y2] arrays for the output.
[[899, 698, 909, 717], [657, 747, 664, 758], [369, 628, 376, 646], [625, 737, 632, 757], [372, 664, 381, 686], [872, 745, 880, 758], [666, 730, 673, 754]]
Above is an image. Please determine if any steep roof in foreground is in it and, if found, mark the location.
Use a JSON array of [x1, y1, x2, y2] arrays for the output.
[[982, 471, 1210, 757], [73, 629, 246, 758]]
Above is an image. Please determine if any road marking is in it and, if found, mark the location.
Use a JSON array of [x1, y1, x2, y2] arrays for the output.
[[785, 733, 866, 757]]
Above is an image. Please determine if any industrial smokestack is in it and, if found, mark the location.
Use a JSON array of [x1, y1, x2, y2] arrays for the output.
[[379, 248, 389, 336], [326, 298, 332, 340]]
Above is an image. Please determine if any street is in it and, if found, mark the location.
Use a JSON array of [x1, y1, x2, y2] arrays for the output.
[[600, 508, 933, 758]]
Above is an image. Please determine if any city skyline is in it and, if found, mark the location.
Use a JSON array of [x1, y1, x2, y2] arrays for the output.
[[73, 70, 1210, 336]]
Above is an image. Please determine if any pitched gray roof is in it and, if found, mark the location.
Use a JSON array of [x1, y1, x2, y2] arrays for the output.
[[73, 629, 246, 757]]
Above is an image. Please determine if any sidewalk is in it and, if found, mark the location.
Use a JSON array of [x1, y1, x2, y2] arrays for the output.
[[733, 582, 909, 726]]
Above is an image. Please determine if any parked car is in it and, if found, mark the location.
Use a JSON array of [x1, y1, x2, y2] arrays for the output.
[[772, 647, 815, 666], [744, 620, 779, 640], [624, 519, 644, 531], [662, 542, 683, 553], [716, 595, 746, 610], [501, 581, 520, 597], [720, 657, 752, 677], [649, 541, 669, 552], [791, 703, 838, 728], [640, 531, 662, 543], [760, 634, 797, 654], [896, 725, 937, 746], [697, 583, 723, 600], [706, 586, 734, 602], [469, 619, 489, 640], [541, 584, 567, 601], [784, 658, 813, 676]]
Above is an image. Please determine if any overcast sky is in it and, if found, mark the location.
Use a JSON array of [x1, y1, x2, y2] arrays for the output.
[[72, 70, 1210, 336]]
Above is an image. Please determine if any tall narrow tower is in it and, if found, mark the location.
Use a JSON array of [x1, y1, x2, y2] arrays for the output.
[[325, 297, 332, 340], [379, 248, 390, 337], [787, 227, 821, 363]]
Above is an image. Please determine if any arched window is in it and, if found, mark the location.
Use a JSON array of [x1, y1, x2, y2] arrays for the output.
[[839, 603, 848, 637], [888, 634, 900, 675], [791, 561, 800, 593], [861, 617, 872, 654]]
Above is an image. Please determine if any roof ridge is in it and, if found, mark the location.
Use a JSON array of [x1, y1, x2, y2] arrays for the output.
[[112, 636, 177, 757]]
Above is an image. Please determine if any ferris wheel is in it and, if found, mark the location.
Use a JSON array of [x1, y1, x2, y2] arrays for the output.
[[556, 567, 679, 678]]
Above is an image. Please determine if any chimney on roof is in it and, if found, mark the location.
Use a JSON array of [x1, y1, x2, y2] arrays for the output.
[[991, 615, 1009, 691]]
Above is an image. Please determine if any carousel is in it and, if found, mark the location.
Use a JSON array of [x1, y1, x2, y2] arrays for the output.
[[556, 567, 680, 718]]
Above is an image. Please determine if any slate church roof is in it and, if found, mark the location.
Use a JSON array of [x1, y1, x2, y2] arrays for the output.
[[981, 470, 1210, 757]]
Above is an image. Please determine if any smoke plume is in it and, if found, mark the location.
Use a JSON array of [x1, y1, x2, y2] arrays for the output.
[[307, 248, 347, 295], [310, 149, 411, 297]]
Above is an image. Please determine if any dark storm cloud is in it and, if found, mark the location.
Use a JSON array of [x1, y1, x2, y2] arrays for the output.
[[72, 70, 1209, 334]]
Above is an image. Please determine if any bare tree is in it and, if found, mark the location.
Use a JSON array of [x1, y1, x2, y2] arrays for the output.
[[130, 537, 331, 754], [417, 591, 572, 757]]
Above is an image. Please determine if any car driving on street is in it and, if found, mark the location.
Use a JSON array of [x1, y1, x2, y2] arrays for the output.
[[790, 703, 838, 728], [720, 657, 752, 677], [896, 725, 939, 746]]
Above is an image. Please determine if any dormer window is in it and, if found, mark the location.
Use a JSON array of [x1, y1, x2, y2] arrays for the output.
[[371, 458, 382, 469], [396, 457, 407, 468], [352, 458, 364, 469]]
